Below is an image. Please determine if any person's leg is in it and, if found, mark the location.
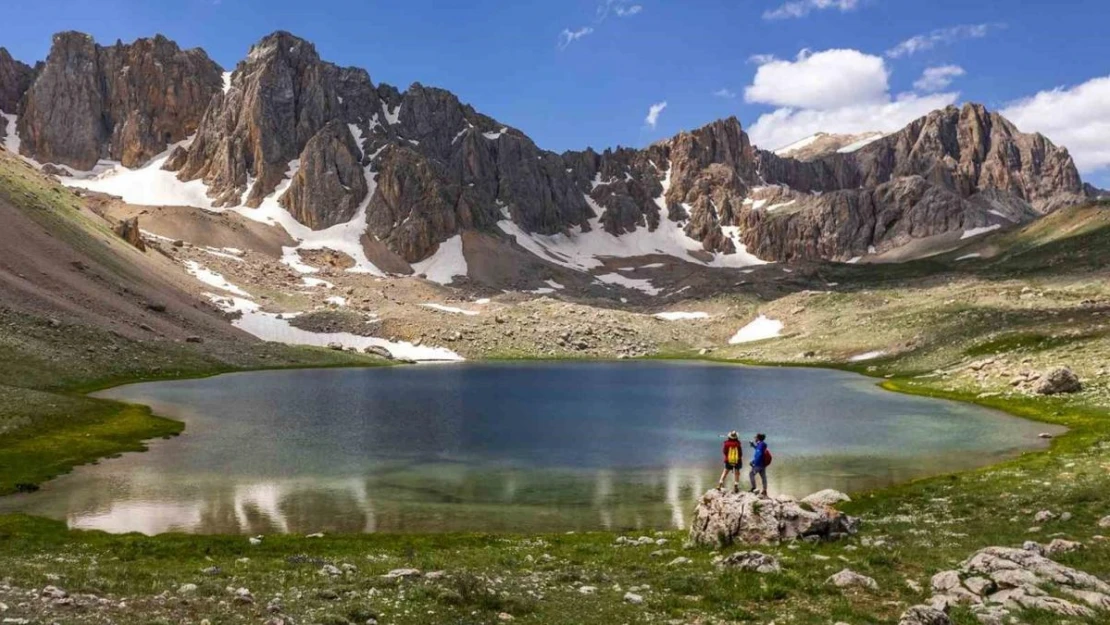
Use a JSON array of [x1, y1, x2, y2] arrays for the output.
[[758, 467, 768, 494], [717, 467, 729, 489], [749, 466, 758, 491]]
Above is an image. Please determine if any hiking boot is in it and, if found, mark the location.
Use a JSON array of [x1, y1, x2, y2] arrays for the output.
[[732, 484, 739, 494], [716, 481, 724, 492], [748, 487, 758, 494]]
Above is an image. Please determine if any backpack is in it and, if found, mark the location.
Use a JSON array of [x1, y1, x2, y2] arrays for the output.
[[763, 448, 773, 467], [727, 445, 740, 464]]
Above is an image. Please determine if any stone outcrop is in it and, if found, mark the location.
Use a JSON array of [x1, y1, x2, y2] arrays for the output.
[[897, 605, 951, 625], [925, 545, 1110, 621], [0, 47, 34, 113], [17, 32, 222, 170], [714, 551, 781, 573], [278, 120, 368, 229], [1035, 367, 1082, 395], [687, 489, 859, 547], [114, 216, 146, 251]]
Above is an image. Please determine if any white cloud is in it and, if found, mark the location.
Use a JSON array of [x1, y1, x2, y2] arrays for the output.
[[749, 93, 957, 151], [914, 65, 965, 92], [886, 24, 998, 58], [745, 49, 890, 110], [1001, 75, 1110, 175], [713, 88, 737, 99], [764, 0, 859, 21], [614, 4, 643, 17], [645, 102, 668, 129], [743, 47, 957, 150], [748, 53, 777, 65], [561, 1, 641, 50], [558, 27, 594, 50]]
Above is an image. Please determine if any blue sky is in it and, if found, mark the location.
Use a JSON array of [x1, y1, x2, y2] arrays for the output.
[[4, 0, 1108, 185]]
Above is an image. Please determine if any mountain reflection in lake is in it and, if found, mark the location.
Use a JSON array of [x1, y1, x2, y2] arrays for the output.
[[1, 362, 1058, 534]]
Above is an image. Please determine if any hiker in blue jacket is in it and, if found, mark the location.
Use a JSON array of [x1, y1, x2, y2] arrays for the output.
[[749, 433, 770, 495]]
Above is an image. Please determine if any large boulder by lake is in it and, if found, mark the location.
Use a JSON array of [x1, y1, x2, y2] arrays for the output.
[[688, 489, 859, 547], [1035, 367, 1082, 395]]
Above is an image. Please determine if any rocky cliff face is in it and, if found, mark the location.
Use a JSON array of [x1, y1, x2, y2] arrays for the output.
[[17, 32, 223, 170], [10, 30, 1093, 269], [0, 48, 34, 114]]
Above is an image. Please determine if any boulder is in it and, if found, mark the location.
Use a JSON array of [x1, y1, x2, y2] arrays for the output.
[[688, 489, 859, 547], [1035, 367, 1081, 395], [801, 489, 851, 508], [826, 568, 878, 590], [715, 551, 781, 573], [114, 217, 146, 251], [898, 605, 952, 625]]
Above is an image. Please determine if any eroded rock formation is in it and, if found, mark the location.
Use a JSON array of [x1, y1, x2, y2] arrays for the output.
[[17, 32, 222, 170]]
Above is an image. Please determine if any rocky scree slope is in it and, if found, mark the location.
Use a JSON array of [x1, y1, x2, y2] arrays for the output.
[[6, 31, 1096, 272]]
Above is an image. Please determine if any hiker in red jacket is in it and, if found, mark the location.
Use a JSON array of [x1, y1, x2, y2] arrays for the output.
[[717, 431, 743, 493]]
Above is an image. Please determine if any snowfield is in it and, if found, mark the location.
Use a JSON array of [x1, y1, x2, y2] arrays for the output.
[[961, 224, 1003, 240], [421, 303, 480, 316], [207, 295, 462, 362], [728, 315, 784, 344], [411, 235, 467, 285], [182, 261, 251, 297]]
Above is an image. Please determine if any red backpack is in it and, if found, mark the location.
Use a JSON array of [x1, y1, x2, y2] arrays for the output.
[[763, 448, 773, 466]]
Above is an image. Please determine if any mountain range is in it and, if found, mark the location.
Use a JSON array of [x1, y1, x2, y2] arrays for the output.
[[0, 31, 1101, 289]]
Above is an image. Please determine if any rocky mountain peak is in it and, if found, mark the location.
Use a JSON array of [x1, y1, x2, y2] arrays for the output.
[[171, 30, 376, 207], [16, 31, 223, 170], [0, 47, 34, 114]]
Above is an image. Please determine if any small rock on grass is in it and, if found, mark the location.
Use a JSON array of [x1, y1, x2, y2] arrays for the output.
[[898, 605, 952, 625], [623, 592, 644, 604], [827, 568, 878, 590], [1098, 515, 1110, 529]]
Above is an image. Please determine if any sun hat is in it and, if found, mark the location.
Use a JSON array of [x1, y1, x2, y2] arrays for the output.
[[728, 431, 739, 440]]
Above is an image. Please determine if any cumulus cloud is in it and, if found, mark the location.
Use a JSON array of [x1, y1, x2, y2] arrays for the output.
[[645, 102, 668, 129], [743, 47, 957, 150], [713, 88, 737, 99], [745, 49, 890, 110], [914, 65, 966, 92], [1001, 75, 1110, 175], [764, 0, 860, 21], [558, 27, 594, 50], [886, 24, 998, 58]]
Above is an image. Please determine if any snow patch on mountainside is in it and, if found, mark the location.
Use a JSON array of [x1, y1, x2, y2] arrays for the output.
[[961, 224, 1002, 239], [183, 261, 251, 297], [207, 295, 462, 361], [595, 273, 660, 295], [836, 132, 885, 153], [497, 165, 768, 275], [60, 137, 219, 208], [1, 112, 20, 155], [774, 134, 821, 156], [654, 312, 710, 321], [421, 303, 480, 316], [411, 234, 467, 285], [729, 315, 783, 344]]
